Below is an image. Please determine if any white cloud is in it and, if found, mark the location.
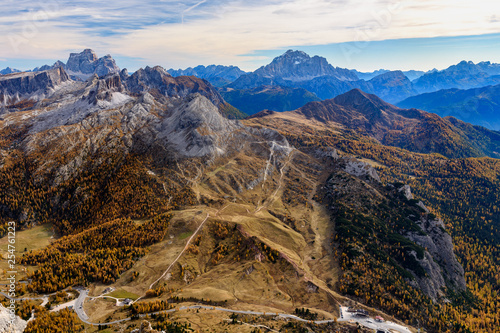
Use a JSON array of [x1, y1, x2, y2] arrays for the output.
[[0, 0, 500, 69], [108, 0, 500, 68]]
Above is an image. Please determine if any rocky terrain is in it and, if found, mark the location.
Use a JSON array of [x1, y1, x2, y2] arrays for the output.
[[0, 304, 27, 333], [0, 67, 71, 107], [1, 51, 500, 333]]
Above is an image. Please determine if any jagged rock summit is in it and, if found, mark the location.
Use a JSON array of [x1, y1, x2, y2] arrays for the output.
[[229, 50, 358, 89], [259, 50, 358, 81], [65, 49, 120, 80], [0, 67, 21, 75]]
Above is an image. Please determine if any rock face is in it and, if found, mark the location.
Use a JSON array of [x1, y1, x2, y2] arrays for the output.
[[0, 67, 71, 105], [0, 304, 27, 333], [84, 73, 126, 105], [65, 49, 120, 80], [343, 158, 381, 182], [66, 49, 98, 73], [156, 93, 241, 157], [398, 184, 414, 200], [125, 66, 225, 107], [406, 214, 466, 300], [390, 184, 466, 300]]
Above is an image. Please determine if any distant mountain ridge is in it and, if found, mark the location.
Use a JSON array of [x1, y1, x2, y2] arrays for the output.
[[398, 83, 500, 130], [0, 67, 21, 75], [220, 85, 320, 114], [168, 65, 247, 87], [352, 69, 427, 81], [5, 50, 500, 127], [414, 60, 500, 93], [229, 50, 418, 104]]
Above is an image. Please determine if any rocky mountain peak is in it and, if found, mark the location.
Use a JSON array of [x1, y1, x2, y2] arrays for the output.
[[257, 49, 343, 81], [120, 68, 130, 80], [66, 49, 98, 72], [85, 73, 125, 104], [157, 93, 241, 157], [449, 60, 483, 75], [0, 67, 21, 75], [65, 49, 120, 80], [277, 49, 311, 62], [230, 50, 358, 90], [333, 88, 394, 113]]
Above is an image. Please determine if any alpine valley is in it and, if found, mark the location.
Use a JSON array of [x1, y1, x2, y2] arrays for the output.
[[0, 49, 500, 333]]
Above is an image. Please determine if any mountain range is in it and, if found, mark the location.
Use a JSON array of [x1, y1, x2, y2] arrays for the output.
[[4, 49, 500, 129], [0, 49, 120, 82], [167, 65, 247, 87], [251, 88, 500, 159], [220, 50, 500, 114], [1, 49, 500, 332], [219, 85, 320, 114], [352, 68, 429, 81], [398, 83, 500, 130], [413, 60, 500, 93]]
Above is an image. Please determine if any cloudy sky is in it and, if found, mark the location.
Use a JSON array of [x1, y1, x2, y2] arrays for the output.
[[1, 0, 500, 72]]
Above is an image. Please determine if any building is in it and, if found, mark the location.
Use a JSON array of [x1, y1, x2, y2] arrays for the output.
[[355, 309, 369, 317]]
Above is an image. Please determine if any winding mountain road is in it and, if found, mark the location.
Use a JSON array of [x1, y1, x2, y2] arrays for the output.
[[70, 302, 411, 333]]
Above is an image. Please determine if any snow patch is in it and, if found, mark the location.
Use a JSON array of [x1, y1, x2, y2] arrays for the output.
[[66, 69, 94, 81], [96, 92, 132, 109]]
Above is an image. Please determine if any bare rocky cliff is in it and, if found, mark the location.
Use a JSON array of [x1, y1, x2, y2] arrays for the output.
[[0, 304, 27, 333], [0, 67, 71, 105], [405, 209, 466, 300]]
